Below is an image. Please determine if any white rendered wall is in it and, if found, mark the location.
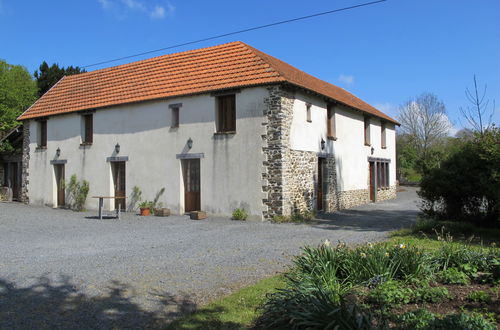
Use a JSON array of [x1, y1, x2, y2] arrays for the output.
[[289, 91, 396, 192], [27, 87, 268, 219]]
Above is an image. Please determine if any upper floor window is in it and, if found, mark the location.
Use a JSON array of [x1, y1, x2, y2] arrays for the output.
[[306, 103, 312, 122], [381, 121, 387, 149], [327, 104, 336, 139], [38, 120, 47, 148], [364, 116, 371, 146], [82, 114, 93, 144], [216, 94, 236, 133], [169, 103, 182, 128]]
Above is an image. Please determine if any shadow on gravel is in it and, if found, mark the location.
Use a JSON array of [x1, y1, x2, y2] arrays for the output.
[[313, 209, 420, 232], [0, 276, 228, 329]]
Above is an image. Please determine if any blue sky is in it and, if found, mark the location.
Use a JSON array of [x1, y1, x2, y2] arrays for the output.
[[1, 0, 499, 130]]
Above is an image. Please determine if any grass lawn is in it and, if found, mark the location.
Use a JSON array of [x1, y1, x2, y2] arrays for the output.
[[169, 218, 499, 329], [167, 275, 285, 329]]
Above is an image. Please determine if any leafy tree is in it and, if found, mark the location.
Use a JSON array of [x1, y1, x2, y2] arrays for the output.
[[0, 60, 38, 141], [419, 126, 500, 225], [398, 93, 452, 174], [34, 61, 86, 97]]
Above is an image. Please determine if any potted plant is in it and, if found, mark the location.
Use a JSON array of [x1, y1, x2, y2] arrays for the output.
[[138, 201, 153, 216]]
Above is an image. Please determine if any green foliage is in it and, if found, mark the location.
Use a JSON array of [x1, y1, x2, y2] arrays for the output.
[[231, 208, 248, 220], [34, 61, 85, 97], [437, 268, 469, 285], [414, 285, 450, 303], [419, 127, 500, 224], [66, 175, 89, 211], [271, 210, 315, 223], [368, 280, 413, 305], [467, 290, 491, 303], [0, 60, 37, 148], [138, 200, 153, 209], [397, 309, 436, 329], [427, 312, 496, 330]]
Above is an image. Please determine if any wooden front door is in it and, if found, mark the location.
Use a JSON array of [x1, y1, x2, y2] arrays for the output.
[[317, 158, 324, 210], [369, 161, 375, 202], [183, 159, 200, 212], [112, 162, 126, 211], [54, 164, 65, 207]]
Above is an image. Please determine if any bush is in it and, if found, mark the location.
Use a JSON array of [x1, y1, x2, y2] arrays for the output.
[[427, 312, 496, 330], [66, 174, 89, 211], [419, 127, 499, 225], [368, 280, 413, 305], [414, 286, 450, 303], [397, 309, 436, 329], [271, 210, 315, 223], [467, 290, 491, 303], [437, 268, 469, 285], [232, 208, 248, 220]]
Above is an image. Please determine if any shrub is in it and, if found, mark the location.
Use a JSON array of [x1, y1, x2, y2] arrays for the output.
[[414, 286, 450, 303], [418, 127, 499, 225], [368, 280, 413, 306], [232, 208, 248, 220], [467, 290, 491, 303], [397, 309, 436, 329], [437, 267, 469, 285], [427, 312, 496, 330], [271, 210, 315, 223], [66, 174, 89, 211]]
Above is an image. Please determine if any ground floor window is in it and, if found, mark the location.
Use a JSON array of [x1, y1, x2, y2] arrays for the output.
[[376, 161, 390, 189]]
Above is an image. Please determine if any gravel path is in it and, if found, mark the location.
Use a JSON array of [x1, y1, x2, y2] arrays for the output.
[[0, 187, 419, 329]]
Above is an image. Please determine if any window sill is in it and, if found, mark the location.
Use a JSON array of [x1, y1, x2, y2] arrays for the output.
[[327, 136, 337, 141], [306, 120, 312, 123], [36, 146, 47, 151], [80, 142, 93, 146], [381, 146, 387, 149], [214, 131, 236, 135], [364, 143, 371, 147]]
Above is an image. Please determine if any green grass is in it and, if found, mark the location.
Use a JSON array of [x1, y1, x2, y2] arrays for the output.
[[167, 275, 285, 329]]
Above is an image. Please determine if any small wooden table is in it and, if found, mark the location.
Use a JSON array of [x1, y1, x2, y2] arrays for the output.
[[92, 196, 126, 220]]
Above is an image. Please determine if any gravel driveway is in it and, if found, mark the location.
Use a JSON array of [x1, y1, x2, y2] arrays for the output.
[[0, 187, 419, 329]]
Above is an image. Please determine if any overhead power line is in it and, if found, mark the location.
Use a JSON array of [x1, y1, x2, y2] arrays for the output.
[[82, 0, 387, 69]]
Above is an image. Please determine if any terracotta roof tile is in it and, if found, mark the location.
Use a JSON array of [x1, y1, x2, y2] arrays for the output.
[[18, 41, 398, 124]]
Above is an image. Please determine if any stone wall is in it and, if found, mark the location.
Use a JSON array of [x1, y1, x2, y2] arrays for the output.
[[337, 189, 370, 209], [20, 121, 30, 203], [286, 150, 317, 213], [376, 185, 397, 201]]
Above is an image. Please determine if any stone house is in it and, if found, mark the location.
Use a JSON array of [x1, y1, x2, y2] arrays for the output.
[[18, 41, 399, 220]]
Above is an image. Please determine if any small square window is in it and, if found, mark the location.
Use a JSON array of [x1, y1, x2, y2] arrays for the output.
[[216, 94, 236, 132]]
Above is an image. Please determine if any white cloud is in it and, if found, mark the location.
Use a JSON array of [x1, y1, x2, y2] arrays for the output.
[[338, 74, 354, 85], [374, 102, 398, 118], [99, 0, 174, 19], [150, 5, 165, 19]]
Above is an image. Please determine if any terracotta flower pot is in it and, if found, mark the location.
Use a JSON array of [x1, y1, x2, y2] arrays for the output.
[[139, 207, 151, 216]]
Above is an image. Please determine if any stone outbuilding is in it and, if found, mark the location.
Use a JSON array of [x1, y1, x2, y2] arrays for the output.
[[17, 41, 398, 220]]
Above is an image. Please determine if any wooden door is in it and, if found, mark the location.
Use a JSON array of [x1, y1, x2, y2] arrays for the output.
[[11, 163, 19, 201], [112, 162, 126, 211], [54, 164, 65, 207], [317, 158, 324, 210], [183, 159, 200, 212], [369, 161, 375, 202]]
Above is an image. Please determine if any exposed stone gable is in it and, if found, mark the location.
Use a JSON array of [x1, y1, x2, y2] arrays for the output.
[[21, 121, 30, 203]]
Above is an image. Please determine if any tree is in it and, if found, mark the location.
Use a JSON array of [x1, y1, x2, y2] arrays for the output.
[[398, 93, 452, 173], [459, 75, 495, 136], [0, 60, 38, 134], [34, 61, 86, 97]]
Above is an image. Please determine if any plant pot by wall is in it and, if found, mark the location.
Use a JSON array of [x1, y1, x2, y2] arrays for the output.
[[140, 207, 151, 216], [154, 208, 170, 216]]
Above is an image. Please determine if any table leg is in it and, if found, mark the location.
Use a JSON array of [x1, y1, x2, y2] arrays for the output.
[[98, 198, 103, 220]]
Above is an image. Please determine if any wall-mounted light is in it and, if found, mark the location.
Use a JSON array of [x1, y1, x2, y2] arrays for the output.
[[371, 147, 374, 155], [115, 143, 120, 154], [187, 137, 193, 149], [56, 148, 61, 157], [321, 138, 325, 150]]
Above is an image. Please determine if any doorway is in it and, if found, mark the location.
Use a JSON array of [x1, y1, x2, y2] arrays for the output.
[[369, 161, 375, 202], [112, 161, 126, 211], [54, 164, 65, 207], [182, 158, 200, 212], [317, 158, 325, 211]]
